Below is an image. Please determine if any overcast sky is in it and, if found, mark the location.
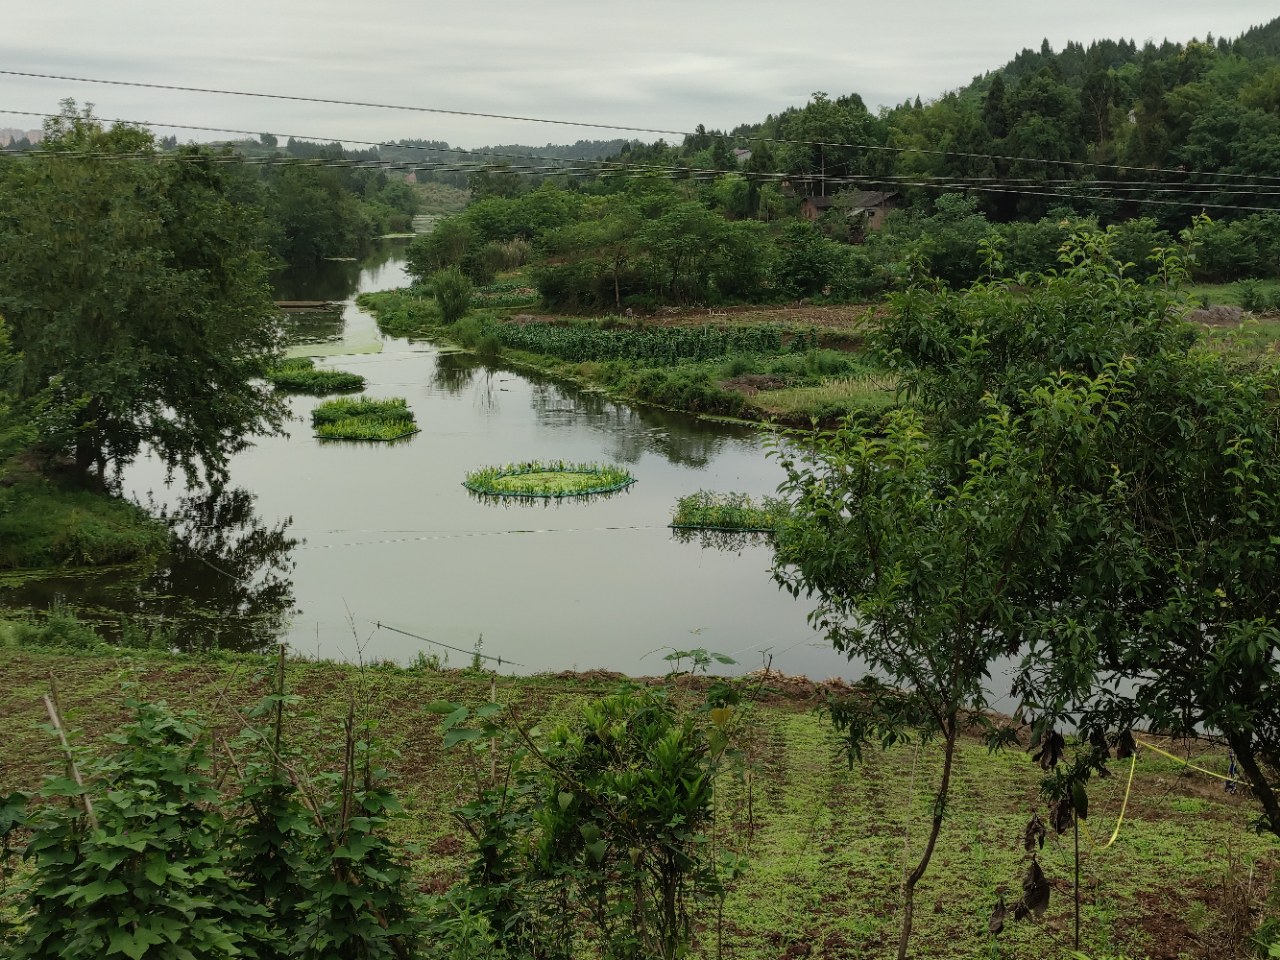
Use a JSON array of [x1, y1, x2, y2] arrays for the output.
[[1, 1, 1276, 150]]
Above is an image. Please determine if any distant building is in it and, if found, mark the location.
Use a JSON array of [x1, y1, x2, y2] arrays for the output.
[[800, 190, 901, 233], [839, 190, 901, 232], [799, 195, 836, 221], [732, 147, 753, 164]]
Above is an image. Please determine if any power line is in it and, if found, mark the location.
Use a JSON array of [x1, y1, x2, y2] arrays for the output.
[[4, 109, 1280, 216], [7, 68, 1280, 186]]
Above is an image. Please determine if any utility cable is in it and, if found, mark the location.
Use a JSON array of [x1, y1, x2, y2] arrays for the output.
[[6, 110, 1280, 214], [6, 106, 1280, 212], [6, 68, 1280, 186]]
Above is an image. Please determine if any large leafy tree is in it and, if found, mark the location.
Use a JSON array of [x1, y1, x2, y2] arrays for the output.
[[0, 102, 285, 484], [870, 227, 1280, 837]]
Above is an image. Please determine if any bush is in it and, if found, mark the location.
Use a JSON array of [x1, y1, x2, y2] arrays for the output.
[[433, 267, 473, 324]]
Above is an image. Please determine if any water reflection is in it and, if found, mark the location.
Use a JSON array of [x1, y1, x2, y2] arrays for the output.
[[670, 527, 774, 553], [523, 370, 753, 469], [275, 258, 364, 303], [280, 307, 345, 346], [137, 487, 299, 653], [432, 351, 480, 395]]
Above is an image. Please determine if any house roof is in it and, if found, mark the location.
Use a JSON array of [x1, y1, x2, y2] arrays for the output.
[[840, 190, 900, 211]]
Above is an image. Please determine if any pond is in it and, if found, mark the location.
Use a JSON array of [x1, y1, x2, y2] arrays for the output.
[[4, 243, 868, 682]]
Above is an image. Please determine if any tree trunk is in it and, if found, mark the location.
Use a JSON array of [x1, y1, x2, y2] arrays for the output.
[[1227, 729, 1280, 837], [897, 723, 958, 960]]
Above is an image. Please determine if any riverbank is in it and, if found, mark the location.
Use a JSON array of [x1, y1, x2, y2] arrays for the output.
[[1, 645, 1274, 959], [0, 458, 166, 572], [358, 287, 899, 427]]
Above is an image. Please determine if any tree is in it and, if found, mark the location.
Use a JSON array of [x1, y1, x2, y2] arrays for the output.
[[772, 362, 1128, 959], [872, 225, 1280, 840], [0, 102, 285, 485]]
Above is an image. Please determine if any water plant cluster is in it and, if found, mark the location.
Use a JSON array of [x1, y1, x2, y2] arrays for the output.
[[463, 460, 635, 498], [311, 396, 418, 441], [476, 320, 786, 364], [669, 491, 784, 532], [266, 357, 366, 394]]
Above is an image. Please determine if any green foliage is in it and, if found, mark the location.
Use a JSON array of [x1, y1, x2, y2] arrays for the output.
[[14, 700, 268, 959], [669, 491, 784, 532], [0, 473, 168, 570], [462, 460, 635, 498], [0, 102, 286, 484], [311, 397, 417, 442], [477, 318, 784, 364], [431, 268, 473, 325], [266, 358, 366, 395], [357, 290, 441, 338], [871, 223, 1280, 842], [439, 677, 747, 960], [6, 682, 423, 960]]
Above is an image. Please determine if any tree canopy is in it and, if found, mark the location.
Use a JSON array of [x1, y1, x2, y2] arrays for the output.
[[0, 102, 287, 484]]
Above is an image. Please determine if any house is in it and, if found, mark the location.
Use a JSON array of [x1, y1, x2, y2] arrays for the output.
[[799, 195, 836, 222], [800, 190, 901, 232], [837, 190, 901, 232]]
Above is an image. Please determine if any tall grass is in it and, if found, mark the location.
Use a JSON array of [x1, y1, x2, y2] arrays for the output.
[[266, 357, 365, 394], [669, 491, 783, 532], [311, 397, 418, 441]]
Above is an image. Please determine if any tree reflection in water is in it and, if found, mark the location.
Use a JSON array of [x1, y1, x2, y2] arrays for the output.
[[139, 486, 299, 653]]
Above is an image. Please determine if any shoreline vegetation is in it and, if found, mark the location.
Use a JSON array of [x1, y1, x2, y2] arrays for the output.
[[357, 287, 900, 427], [0, 644, 1274, 959]]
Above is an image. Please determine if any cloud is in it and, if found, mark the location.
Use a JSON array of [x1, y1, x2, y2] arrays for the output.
[[2, 0, 1276, 148]]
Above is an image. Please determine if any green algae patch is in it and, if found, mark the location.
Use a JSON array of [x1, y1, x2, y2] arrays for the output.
[[463, 460, 635, 499], [311, 396, 418, 442]]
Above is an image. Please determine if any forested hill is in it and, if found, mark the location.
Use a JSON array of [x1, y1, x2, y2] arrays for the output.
[[609, 14, 1280, 227]]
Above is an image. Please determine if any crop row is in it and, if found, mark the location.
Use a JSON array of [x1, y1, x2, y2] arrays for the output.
[[480, 321, 785, 364]]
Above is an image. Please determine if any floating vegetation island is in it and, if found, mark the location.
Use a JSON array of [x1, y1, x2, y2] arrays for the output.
[[267, 357, 366, 394], [670, 491, 784, 533], [464, 460, 636, 499], [311, 397, 418, 441]]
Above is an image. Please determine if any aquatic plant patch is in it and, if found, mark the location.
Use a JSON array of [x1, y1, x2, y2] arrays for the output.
[[267, 357, 366, 394], [463, 460, 635, 498], [311, 396, 418, 441], [670, 491, 783, 532]]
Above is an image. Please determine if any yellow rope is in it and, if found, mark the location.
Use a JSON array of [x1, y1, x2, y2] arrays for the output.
[[1078, 750, 1137, 852], [1077, 737, 1242, 853], [1134, 737, 1246, 785]]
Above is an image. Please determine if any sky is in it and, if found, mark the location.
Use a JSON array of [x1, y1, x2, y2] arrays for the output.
[[1, 1, 1277, 151]]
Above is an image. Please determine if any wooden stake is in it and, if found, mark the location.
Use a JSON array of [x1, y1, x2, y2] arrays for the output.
[[43, 690, 97, 830]]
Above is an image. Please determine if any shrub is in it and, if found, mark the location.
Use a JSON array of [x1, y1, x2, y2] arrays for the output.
[[433, 268, 473, 324]]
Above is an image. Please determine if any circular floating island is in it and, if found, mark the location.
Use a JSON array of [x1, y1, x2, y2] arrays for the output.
[[464, 461, 636, 499]]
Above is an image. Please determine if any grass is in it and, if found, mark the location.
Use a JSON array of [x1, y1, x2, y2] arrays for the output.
[[0, 465, 168, 571], [0, 646, 1275, 959], [670, 491, 784, 532], [463, 460, 636, 498], [265, 357, 366, 394], [311, 396, 418, 442], [749, 374, 899, 424], [357, 290, 441, 338]]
